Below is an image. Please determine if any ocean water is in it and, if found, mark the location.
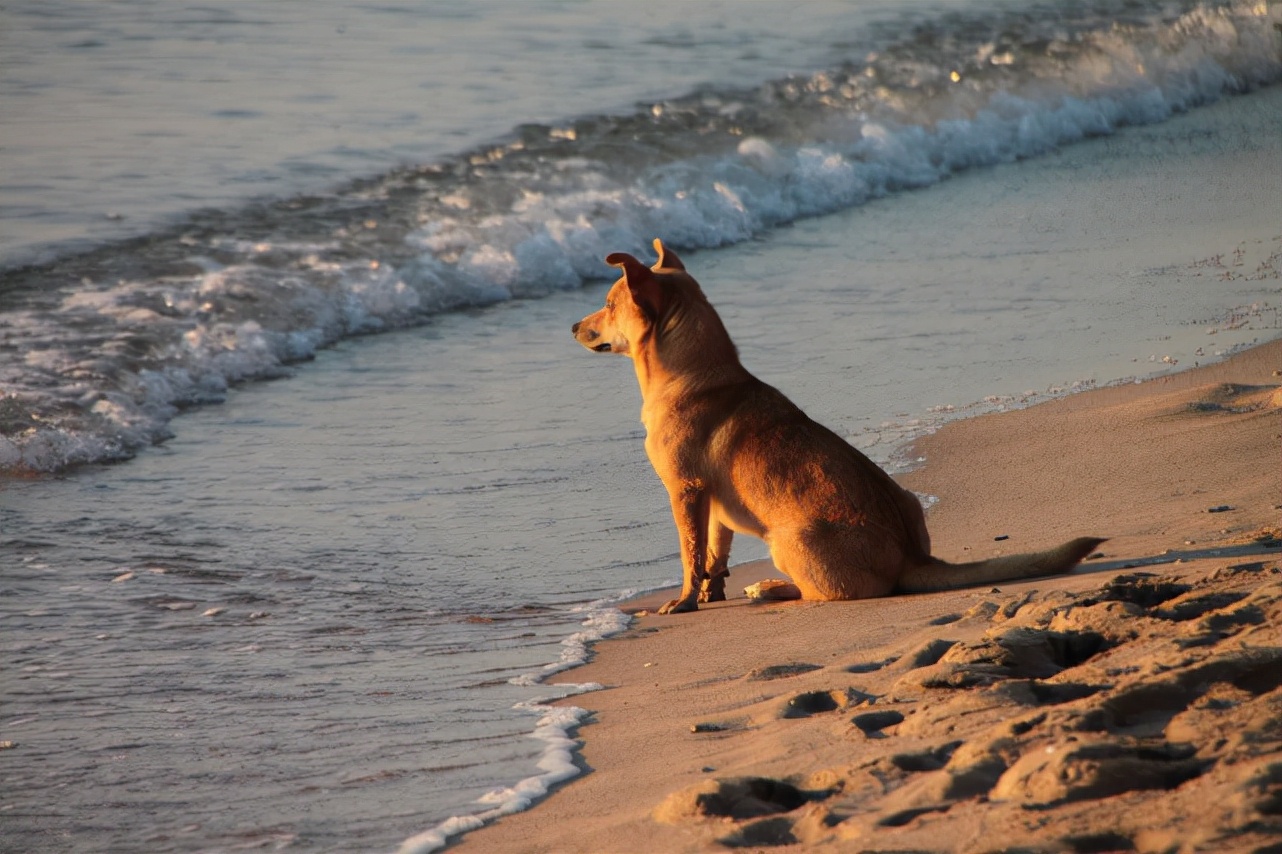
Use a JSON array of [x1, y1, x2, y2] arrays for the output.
[[2, 1, 1280, 851]]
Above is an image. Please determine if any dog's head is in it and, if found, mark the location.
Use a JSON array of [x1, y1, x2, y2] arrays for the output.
[[571, 238, 687, 357]]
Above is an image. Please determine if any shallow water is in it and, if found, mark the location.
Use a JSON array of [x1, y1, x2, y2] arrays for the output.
[[3, 1, 1281, 851], [4, 292, 656, 852]]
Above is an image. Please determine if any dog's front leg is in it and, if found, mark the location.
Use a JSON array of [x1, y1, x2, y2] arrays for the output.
[[658, 481, 710, 615]]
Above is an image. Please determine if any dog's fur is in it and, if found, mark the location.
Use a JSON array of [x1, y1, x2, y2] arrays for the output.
[[573, 239, 1103, 614]]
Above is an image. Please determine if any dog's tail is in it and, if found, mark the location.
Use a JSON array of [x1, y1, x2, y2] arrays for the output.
[[895, 537, 1105, 593]]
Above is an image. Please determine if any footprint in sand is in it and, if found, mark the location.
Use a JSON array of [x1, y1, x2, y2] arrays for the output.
[[652, 775, 828, 823], [653, 775, 841, 848], [844, 656, 897, 674], [745, 662, 823, 681], [851, 709, 905, 737], [778, 687, 873, 719]]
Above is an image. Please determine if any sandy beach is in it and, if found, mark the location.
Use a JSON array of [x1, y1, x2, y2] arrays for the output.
[[451, 339, 1281, 853]]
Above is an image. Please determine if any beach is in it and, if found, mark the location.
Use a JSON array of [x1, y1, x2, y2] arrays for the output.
[[451, 339, 1282, 853], [4, 3, 1281, 850]]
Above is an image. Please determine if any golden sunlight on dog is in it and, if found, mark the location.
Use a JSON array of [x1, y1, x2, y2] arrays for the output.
[[573, 239, 1103, 615]]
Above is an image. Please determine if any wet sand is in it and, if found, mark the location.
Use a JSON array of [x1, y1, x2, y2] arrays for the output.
[[449, 339, 1281, 853]]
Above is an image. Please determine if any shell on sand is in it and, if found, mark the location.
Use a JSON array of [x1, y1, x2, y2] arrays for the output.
[[744, 579, 802, 600]]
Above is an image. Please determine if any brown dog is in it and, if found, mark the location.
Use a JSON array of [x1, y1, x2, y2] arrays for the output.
[[572, 239, 1103, 615]]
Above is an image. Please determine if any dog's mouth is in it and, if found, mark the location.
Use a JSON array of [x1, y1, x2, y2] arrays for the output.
[[592, 343, 612, 352]]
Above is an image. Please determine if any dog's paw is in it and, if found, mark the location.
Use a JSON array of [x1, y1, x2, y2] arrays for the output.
[[698, 575, 727, 603], [659, 597, 699, 615]]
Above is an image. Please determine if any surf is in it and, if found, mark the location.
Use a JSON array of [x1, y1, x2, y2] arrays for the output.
[[2, 3, 1279, 472]]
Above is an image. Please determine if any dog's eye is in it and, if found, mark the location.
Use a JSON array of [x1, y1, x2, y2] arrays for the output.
[[605, 301, 614, 310]]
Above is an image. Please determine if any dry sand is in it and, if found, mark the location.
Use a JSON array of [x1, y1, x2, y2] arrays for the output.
[[452, 340, 1281, 854]]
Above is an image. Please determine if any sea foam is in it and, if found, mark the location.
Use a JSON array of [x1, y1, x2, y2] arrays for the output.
[[395, 594, 634, 853]]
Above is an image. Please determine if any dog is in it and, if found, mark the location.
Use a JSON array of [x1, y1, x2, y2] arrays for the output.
[[572, 239, 1103, 614]]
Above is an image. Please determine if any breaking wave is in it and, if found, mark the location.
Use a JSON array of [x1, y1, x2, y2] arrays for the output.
[[2, 0, 1279, 472]]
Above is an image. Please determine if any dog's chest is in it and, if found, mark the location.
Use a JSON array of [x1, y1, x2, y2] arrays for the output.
[[641, 392, 733, 473]]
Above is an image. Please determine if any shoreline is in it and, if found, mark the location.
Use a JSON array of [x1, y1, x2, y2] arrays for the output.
[[449, 338, 1281, 853]]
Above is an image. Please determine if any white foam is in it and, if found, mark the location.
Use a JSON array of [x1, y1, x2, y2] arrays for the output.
[[397, 1, 1282, 303], [395, 596, 633, 854], [510, 596, 638, 688], [395, 701, 593, 854]]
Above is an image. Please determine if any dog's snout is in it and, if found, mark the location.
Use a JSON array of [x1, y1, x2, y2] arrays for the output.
[[571, 321, 581, 334]]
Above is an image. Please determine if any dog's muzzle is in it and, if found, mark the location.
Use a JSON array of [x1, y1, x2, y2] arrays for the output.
[[573, 321, 611, 351]]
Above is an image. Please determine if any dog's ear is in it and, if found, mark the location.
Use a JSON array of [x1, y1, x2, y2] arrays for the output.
[[651, 238, 685, 272], [606, 252, 665, 320]]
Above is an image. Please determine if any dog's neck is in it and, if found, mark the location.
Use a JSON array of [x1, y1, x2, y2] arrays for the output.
[[632, 293, 749, 402]]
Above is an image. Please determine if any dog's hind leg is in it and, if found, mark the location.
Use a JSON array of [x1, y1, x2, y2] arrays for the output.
[[698, 522, 733, 603]]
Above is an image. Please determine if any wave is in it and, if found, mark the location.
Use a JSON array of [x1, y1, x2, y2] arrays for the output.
[[2, 0, 1279, 472]]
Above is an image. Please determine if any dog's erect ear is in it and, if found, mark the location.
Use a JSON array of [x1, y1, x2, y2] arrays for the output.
[[606, 251, 665, 320], [651, 238, 685, 272]]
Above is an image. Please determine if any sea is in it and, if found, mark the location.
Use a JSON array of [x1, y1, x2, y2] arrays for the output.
[[2, 1, 1280, 852]]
